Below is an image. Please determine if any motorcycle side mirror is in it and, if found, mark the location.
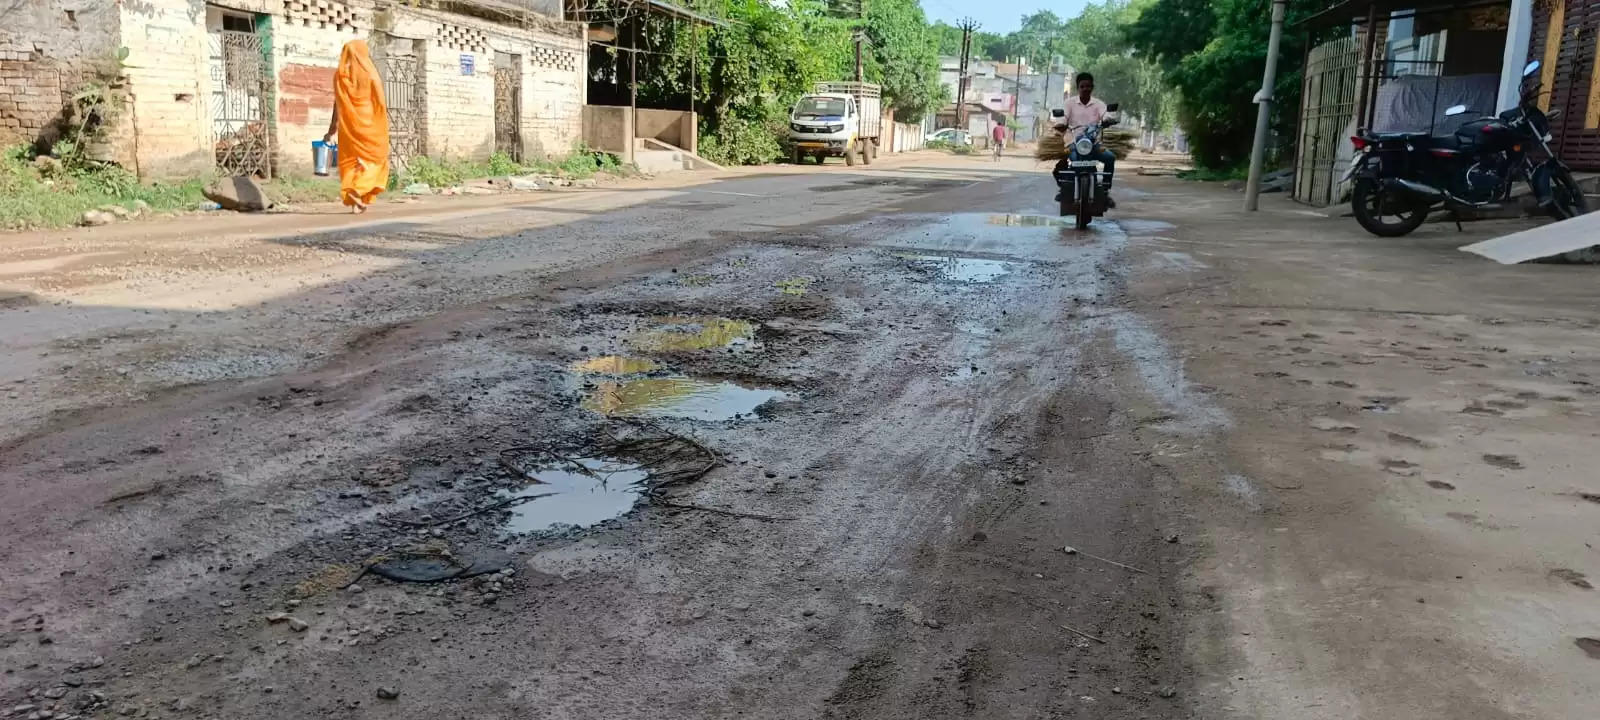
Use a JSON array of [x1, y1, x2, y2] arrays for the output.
[[1523, 60, 1541, 77], [1444, 104, 1468, 116], [1051, 108, 1065, 118], [1105, 103, 1120, 112]]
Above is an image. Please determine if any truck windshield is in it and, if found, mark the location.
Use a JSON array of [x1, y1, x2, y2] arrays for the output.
[[794, 97, 848, 118]]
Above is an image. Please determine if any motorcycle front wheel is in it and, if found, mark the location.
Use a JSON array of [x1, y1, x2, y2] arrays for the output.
[[1075, 175, 1093, 229], [1352, 179, 1429, 237], [1548, 168, 1590, 220]]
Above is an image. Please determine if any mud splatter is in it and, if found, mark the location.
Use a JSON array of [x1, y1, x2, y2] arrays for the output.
[[1309, 417, 1359, 433], [1576, 637, 1600, 659], [1481, 454, 1523, 470], [902, 254, 1017, 283], [1386, 432, 1429, 447], [1550, 568, 1593, 590], [1381, 459, 1419, 477], [1425, 480, 1456, 491]]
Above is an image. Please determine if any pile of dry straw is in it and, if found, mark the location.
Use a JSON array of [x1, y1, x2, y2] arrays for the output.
[[1034, 128, 1135, 162]]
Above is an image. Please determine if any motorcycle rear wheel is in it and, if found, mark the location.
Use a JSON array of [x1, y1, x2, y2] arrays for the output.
[[1548, 168, 1590, 220], [1352, 179, 1429, 237]]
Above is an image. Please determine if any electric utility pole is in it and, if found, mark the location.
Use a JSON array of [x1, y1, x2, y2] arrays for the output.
[[1244, 0, 1287, 211], [956, 18, 978, 129]]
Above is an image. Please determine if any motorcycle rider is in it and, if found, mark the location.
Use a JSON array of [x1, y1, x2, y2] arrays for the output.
[[1055, 72, 1116, 207]]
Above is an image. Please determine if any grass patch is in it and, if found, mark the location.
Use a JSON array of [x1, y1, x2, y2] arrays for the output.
[[1176, 165, 1248, 182], [264, 174, 340, 205], [0, 146, 206, 230], [396, 146, 626, 187]]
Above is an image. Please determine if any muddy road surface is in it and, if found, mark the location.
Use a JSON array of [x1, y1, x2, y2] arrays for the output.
[[7, 155, 1597, 720], [3, 159, 1203, 719]]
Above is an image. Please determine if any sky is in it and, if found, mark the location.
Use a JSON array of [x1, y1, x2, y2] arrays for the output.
[[921, 0, 1091, 35]]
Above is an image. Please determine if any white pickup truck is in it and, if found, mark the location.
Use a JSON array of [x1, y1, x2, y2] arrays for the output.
[[787, 82, 882, 166]]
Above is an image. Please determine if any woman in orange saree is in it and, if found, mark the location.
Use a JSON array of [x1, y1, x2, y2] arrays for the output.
[[323, 40, 389, 213]]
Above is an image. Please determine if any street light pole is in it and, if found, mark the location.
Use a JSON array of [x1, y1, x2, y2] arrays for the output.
[[1244, 0, 1288, 211]]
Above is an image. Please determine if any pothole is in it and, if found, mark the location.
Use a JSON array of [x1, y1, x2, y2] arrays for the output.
[[582, 378, 788, 420], [987, 214, 1066, 227], [631, 316, 757, 352], [899, 254, 1017, 283], [571, 356, 660, 375], [494, 456, 649, 535]]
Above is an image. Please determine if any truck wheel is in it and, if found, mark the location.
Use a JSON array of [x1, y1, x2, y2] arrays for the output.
[[861, 141, 873, 165], [844, 147, 856, 166], [866, 140, 877, 161], [791, 147, 802, 165]]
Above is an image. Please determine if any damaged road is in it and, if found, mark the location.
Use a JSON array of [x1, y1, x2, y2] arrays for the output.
[[2, 159, 1199, 719], [5, 155, 1596, 720]]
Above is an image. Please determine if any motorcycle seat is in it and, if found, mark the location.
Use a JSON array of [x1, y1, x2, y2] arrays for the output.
[[1369, 131, 1429, 141]]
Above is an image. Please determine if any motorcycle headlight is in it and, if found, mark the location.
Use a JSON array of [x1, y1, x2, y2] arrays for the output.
[[1074, 137, 1094, 156], [828, 124, 845, 133]]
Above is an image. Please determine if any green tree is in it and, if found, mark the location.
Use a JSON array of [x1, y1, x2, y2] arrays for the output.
[[1128, 0, 1327, 169], [861, 0, 945, 122]]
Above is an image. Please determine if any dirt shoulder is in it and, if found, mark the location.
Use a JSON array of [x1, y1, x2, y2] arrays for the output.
[[1117, 178, 1600, 719]]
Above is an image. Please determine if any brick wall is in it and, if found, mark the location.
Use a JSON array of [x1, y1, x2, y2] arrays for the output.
[[0, 63, 64, 148], [0, 0, 120, 150], [119, 0, 213, 178], [273, 5, 366, 175]]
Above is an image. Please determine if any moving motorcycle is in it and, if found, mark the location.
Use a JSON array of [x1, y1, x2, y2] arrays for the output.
[[1344, 60, 1589, 237], [1051, 103, 1120, 229]]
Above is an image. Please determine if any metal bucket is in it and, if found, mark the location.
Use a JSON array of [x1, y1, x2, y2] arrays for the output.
[[312, 141, 337, 176]]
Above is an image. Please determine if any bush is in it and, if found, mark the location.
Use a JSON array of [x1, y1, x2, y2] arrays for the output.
[[700, 118, 783, 166], [400, 155, 467, 187], [1176, 164, 1248, 182], [486, 151, 521, 177]]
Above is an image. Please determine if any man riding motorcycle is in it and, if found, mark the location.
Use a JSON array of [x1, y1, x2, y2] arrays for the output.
[[1054, 72, 1117, 208]]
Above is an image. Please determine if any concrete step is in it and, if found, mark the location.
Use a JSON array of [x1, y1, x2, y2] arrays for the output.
[[633, 148, 685, 175]]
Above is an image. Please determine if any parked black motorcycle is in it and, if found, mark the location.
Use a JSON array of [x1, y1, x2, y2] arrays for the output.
[[1344, 60, 1588, 237], [1051, 103, 1120, 229]]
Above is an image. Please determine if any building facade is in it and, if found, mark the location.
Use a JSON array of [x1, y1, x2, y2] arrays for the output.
[[1, 0, 585, 180]]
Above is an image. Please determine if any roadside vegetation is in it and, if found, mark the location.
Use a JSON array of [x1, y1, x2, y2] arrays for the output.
[[395, 147, 626, 188], [0, 145, 205, 230], [625, 0, 945, 166], [1127, 0, 1329, 172]]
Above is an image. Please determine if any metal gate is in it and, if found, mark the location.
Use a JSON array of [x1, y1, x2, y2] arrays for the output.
[[374, 41, 425, 172], [208, 29, 272, 178], [1293, 36, 1360, 206], [493, 53, 522, 161], [1533, 0, 1600, 170]]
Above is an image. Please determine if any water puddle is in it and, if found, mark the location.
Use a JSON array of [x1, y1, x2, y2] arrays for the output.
[[495, 456, 649, 534], [582, 377, 788, 420], [987, 214, 1066, 227], [899, 253, 1017, 283], [632, 316, 756, 352], [1118, 219, 1175, 234], [571, 356, 659, 375]]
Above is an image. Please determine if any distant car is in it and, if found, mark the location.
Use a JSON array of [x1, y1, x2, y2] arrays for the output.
[[929, 128, 972, 146]]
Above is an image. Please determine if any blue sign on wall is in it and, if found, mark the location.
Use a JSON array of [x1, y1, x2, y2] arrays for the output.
[[459, 54, 474, 76]]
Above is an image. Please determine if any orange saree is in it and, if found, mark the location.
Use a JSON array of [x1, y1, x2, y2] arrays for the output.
[[333, 40, 390, 208]]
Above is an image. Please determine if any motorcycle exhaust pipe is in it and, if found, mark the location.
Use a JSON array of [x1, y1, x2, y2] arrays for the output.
[[1385, 178, 1445, 202]]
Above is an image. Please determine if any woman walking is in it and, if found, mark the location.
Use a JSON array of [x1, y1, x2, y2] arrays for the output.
[[323, 39, 389, 213]]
